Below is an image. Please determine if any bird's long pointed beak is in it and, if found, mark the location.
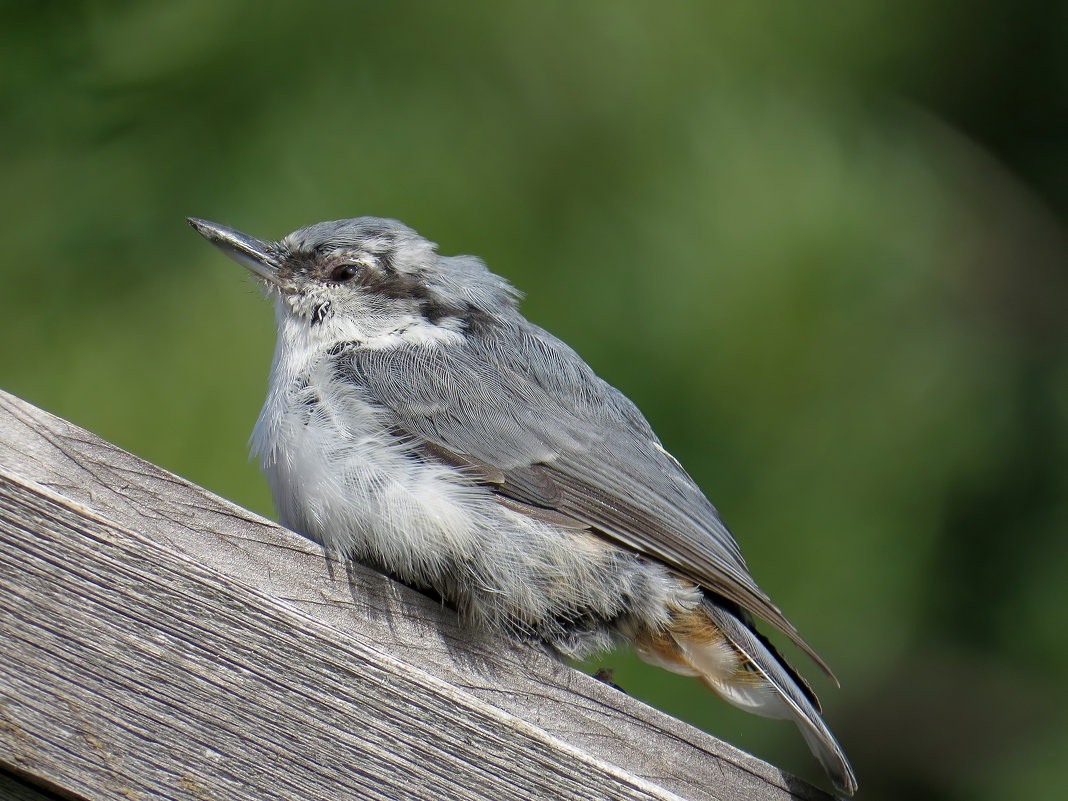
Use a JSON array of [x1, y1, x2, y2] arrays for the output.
[[188, 218, 282, 284]]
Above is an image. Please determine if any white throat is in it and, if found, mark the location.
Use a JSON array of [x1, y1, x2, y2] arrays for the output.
[[250, 297, 463, 468]]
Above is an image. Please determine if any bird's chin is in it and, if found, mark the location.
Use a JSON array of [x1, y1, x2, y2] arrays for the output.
[[275, 291, 319, 318]]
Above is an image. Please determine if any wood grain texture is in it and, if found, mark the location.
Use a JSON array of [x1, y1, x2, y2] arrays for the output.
[[0, 390, 837, 801]]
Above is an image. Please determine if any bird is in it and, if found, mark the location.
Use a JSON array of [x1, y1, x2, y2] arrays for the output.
[[189, 215, 857, 795]]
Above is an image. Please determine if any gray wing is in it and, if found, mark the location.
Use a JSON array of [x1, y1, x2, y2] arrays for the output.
[[335, 320, 831, 675]]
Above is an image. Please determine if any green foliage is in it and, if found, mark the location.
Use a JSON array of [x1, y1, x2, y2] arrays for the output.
[[3, 3, 1066, 797]]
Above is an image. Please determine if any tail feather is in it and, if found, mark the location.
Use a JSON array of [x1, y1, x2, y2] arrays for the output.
[[634, 603, 857, 796], [699, 603, 857, 796]]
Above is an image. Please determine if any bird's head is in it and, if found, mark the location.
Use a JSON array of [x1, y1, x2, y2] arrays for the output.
[[189, 217, 520, 345]]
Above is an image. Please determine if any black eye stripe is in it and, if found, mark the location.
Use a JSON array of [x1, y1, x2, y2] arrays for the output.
[[376, 249, 395, 274]]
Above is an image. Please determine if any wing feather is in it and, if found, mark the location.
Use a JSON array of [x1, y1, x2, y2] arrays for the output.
[[335, 320, 833, 677]]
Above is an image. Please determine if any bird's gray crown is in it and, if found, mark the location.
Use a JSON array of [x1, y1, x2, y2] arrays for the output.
[[276, 217, 522, 322], [281, 216, 423, 256]]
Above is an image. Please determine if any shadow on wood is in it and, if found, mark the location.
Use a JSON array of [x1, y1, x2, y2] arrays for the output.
[[0, 390, 837, 801]]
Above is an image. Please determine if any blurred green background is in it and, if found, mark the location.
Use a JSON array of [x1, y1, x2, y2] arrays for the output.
[[3, 2, 1067, 798]]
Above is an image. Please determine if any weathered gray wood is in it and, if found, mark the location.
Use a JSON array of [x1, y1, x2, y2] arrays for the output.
[[0, 390, 836, 801]]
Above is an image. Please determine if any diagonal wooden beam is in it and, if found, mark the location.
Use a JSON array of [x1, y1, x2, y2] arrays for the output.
[[0, 390, 835, 801]]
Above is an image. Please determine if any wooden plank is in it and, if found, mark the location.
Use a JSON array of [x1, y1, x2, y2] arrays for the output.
[[0, 390, 835, 801]]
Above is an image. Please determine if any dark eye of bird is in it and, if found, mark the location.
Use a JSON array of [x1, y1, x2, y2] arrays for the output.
[[329, 263, 360, 283]]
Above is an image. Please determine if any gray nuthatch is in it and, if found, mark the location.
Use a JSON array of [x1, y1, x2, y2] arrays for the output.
[[190, 216, 857, 795]]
